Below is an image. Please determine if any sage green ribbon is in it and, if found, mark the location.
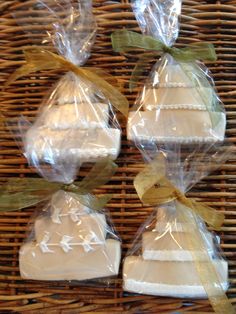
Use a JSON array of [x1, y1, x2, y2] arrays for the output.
[[0, 159, 117, 212], [111, 30, 217, 62], [112, 29, 222, 128]]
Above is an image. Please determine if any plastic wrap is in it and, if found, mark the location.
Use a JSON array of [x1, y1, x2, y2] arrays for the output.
[[20, 190, 121, 282], [127, 54, 226, 145], [112, 1, 232, 310], [8, 0, 126, 184], [123, 200, 228, 298], [127, 0, 225, 145], [131, 0, 182, 46]]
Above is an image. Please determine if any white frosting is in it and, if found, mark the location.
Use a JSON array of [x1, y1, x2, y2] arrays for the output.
[[123, 256, 228, 298], [25, 127, 121, 163], [146, 104, 207, 111], [127, 110, 226, 143], [42, 103, 109, 130], [140, 87, 213, 111], [20, 239, 121, 281], [53, 72, 99, 106], [124, 279, 228, 298], [152, 62, 195, 87], [142, 231, 214, 261]]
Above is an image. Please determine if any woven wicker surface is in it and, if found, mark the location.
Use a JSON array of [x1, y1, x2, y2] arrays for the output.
[[0, 0, 236, 313]]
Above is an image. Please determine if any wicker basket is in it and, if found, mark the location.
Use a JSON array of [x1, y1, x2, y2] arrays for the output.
[[0, 0, 236, 313]]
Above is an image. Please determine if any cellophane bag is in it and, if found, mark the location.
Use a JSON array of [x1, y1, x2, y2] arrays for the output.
[[123, 0, 231, 306], [123, 202, 227, 298], [20, 189, 121, 282], [9, 0, 124, 184]]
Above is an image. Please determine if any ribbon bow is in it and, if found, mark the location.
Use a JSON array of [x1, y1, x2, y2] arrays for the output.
[[134, 154, 234, 314], [111, 30, 217, 91], [112, 30, 217, 62], [134, 155, 224, 230], [0, 158, 117, 212], [4, 47, 129, 118]]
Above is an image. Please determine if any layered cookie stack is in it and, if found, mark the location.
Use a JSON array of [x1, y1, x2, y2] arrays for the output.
[[20, 190, 121, 281], [123, 205, 228, 298], [25, 72, 121, 165], [127, 55, 226, 144]]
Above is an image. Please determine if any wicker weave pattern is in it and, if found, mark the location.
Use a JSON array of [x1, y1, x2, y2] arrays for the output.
[[0, 0, 236, 313]]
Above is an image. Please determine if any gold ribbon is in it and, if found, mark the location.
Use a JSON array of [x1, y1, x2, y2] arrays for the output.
[[177, 205, 234, 314], [0, 159, 117, 212], [4, 47, 129, 118], [134, 154, 224, 230], [134, 154, 234, 314]]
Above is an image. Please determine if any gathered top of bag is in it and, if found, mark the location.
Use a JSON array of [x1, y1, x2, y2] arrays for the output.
[[14, 0, 96, 65], [131, 0, 182, 47]]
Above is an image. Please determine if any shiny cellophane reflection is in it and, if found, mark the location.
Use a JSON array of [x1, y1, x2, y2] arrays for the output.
[[13, 0, 122, 183], [20, 190, 121, 283], [123, 201, 228, 298]]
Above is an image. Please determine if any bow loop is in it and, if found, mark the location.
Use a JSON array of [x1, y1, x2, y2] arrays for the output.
[[134, 155, 234, 313], [4, 47, 129, 118], [0, 159, 117, 212], [134, 154, 224, 230], [111, 30, 217, 62]]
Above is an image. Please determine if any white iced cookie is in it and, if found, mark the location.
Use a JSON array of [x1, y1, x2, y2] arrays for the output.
[[35, 190, 107, 248], [19, 188, 121, 281], [42, 103, 109, 130], [142, 231, 214, 261], [127, 109, 226, 143], [25, 127, 121, 163], [24, 71, 121, 169], [155, 206, 205, 233], [123, 256, 228, 298], [48, 190, 91, 221], [140, 87, 213, 111], [35, 213, 107, 251], [153, 60, 195, 88], [53, 72, 99, 105], [20, 239, 121, 281], [129, 54, 226, 144]]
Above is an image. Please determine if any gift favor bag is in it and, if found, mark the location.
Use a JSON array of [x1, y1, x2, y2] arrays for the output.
[[0, 160, 121, 283], [112, 1, 234, 313], [5, 0, 128, 184]]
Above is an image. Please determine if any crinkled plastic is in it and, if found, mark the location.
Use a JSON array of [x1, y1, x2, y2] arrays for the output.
[[20, 190, 121, 282], [131, 0, 182, 47], [123, 203, 228, 298], [125, 0, 230, 304], [127, 53, 226, 147], [12, 0, 122, 184]]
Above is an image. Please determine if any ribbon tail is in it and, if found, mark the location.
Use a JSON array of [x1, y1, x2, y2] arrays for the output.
[[76, 158, 118, 192], [78, 68, 129, 117], [4, 47, 129, 117], [190, 200, 225, 230], [178, 208, 234, 314], [111, 30, 164, 53], [4, 64, 33, 88], [0, 178, 62, 211], [0, 192, 48, 211], [74, 193, 112, 212]]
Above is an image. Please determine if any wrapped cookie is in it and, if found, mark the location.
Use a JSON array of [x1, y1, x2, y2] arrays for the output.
[[112, 1, 233, 312], [0, 160, 121, 283], [124, 203, 228, 299], [6, 0, 128, 183], [112, 0, 225, 145], [20, 190, 121, 282], [122, 153, 233, 314]]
